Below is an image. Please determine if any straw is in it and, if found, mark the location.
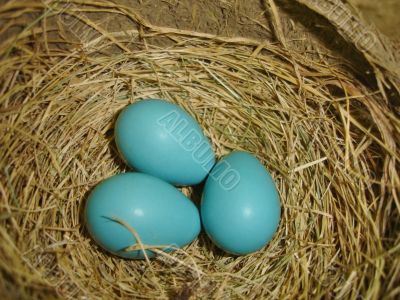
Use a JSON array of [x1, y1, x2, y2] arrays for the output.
[[0, 1, 399, 299]]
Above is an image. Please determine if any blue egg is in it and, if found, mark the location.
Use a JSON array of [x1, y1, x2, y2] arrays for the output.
[[201, 151, 281, 255], [115, 99, 215, 186], [85, 172, 201, 259]]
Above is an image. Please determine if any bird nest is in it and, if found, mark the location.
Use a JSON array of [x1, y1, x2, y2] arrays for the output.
[[0, 1, 399, 299]]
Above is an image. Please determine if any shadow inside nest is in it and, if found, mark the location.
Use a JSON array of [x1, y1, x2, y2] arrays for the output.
[[106, 110, 131, 172]]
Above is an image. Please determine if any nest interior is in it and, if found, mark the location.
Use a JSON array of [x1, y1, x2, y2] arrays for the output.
[[0, 1, 399, 299]]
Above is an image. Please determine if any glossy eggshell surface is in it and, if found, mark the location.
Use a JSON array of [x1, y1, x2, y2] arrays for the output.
[[201, 151, 281, 255], [115, 99, 215, 186], [85, 172, 201, 259]]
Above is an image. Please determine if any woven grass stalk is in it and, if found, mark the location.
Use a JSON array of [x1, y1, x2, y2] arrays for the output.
[[0, 0, 399, 299]]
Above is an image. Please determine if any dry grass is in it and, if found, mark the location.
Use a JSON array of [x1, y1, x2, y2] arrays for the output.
[[0, 1, 399, 299]]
